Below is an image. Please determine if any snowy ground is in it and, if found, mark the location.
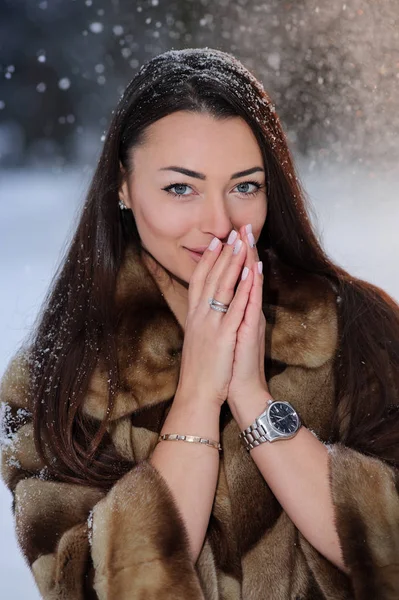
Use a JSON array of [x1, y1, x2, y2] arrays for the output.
[[0, 163, 398, 598]]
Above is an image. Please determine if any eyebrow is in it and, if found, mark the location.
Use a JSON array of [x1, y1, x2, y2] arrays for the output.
[[159, 166, 264, 180]]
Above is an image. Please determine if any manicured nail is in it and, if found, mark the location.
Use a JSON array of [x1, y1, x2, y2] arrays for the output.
[[245, 224, 252, 234], [247, 232, 256, 248], [227, 229, 238, 245], [257, 261, 263, 274], [241, 266, 249, 280], [208, 237, 220, 251], [233, 239, 242, 254]]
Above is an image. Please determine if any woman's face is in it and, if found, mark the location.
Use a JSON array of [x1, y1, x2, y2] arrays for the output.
[[119, 110, 267, 285]]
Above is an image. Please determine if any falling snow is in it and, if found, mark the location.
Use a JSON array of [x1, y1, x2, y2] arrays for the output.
[[0, 3, 398, 596], [113, 25, 124, 36], [58, 77, 71, 90], [89, 22, 104, 34], [87, 510, 94, 546]]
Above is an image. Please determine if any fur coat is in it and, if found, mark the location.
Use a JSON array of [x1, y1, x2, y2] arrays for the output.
[[1, 245, 398, 600]]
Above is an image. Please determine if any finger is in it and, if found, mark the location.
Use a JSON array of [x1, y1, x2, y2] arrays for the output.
[[222, 263, 254, 331], [188, 230, 238, 311], [201, 234, 249, 318], [242, 260, 264, 331], [240, 224, 259, 271]]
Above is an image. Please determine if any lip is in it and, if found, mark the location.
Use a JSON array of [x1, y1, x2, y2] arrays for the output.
[[185, 246, 209, 253], [185, 248, 205, 262]]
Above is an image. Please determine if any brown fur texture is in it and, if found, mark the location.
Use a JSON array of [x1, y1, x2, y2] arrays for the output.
[[1, 246, 398, 599]]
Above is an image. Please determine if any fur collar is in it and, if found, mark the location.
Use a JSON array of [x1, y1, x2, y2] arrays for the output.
[[82, 244, 339, 423]]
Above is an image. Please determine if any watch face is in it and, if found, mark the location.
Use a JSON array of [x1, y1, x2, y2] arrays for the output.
[[268, 402, 299, 434]]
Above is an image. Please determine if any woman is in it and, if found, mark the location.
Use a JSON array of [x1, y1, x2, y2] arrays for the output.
[[1, 48, 398, 600]]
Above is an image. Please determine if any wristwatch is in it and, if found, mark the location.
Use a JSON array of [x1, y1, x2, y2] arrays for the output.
[[239, 399, 301, 452]]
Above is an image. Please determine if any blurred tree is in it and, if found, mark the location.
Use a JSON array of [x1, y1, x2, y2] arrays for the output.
[[0, 0, 397, 169]]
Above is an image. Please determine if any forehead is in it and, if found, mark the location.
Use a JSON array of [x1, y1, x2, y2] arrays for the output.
[[135, 111, 263, 170]]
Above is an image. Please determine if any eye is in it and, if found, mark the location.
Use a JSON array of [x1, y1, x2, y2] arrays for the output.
[[162, 183, 193, 197], [234, 181, 263, 197], [162, 180, 264, 199]]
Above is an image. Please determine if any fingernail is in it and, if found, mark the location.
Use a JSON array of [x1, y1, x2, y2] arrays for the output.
[[227, 229, 238, 245], [241, 266, 249, 280], [257, 261, 263, 274], [245, 224, 252, 234], [247, 232, 256, 248], [233, 239, 242, 255], [208, 237, 220, 251]]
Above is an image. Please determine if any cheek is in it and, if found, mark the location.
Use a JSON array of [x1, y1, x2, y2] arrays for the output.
[[237, 198, 267, 234], [259, 201, 268, 231], [136, 198, 191, 241]]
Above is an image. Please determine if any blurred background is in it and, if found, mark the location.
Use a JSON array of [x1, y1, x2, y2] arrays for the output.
[[1, 0, 399, 168], [0, 0, 398, 597]]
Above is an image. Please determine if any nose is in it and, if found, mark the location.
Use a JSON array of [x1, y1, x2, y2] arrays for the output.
[[199, 194, 234, 243]]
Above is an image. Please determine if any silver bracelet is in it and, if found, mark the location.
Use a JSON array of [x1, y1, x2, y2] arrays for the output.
[[158, 433, 222, 452]]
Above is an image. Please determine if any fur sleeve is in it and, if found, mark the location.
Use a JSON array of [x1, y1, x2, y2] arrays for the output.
[[0, 352, 205, 600], [328, 444, 399, 598], [90, 460, 205, 599]]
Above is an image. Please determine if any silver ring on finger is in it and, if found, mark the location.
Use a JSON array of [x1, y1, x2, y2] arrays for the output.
[[208, 297, 230, 313]]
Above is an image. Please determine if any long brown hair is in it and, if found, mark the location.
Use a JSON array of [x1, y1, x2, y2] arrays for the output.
[[23, 48, 399, 490]]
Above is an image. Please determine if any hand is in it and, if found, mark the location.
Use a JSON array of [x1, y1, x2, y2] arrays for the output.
[[226, 225, 270, 409], [175, 230, 254, 408]]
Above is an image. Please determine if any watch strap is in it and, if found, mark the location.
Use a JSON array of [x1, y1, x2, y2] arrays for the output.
[[239, 414, 269, 452]]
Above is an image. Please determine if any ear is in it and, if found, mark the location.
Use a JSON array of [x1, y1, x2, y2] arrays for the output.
[[118, 161, 132, 210]]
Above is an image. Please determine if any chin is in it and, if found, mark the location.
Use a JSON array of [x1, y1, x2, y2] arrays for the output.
[[167, 261, 191, 288]]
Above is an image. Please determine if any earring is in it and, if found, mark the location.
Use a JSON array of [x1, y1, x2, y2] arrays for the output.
[[119, 198, 128, 210]]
